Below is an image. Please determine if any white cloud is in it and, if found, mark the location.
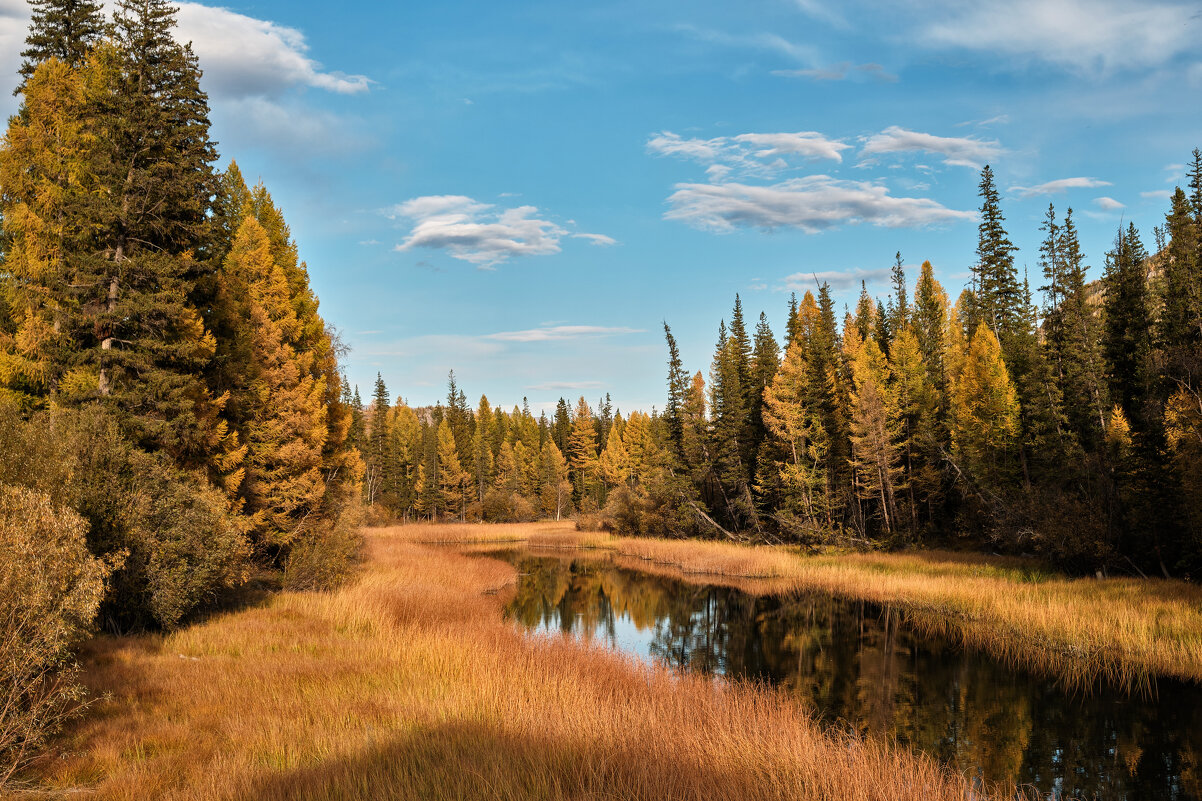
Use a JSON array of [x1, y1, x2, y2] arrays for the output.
[[956, 114, 1010, 128], [485, 326, 642, 343], [772, 62, 897, 83], [0, 2, 369, 101], [780, 267, 892, 291], [1094, 196, 1125, 211], [0, 0, 28, 103], [175, 3, 370, 98], [1009, 177, 1112, 198], [1141, 189, 1173, 200], [664, 176, 974, 233], [572, 232, 618, 246], [732, 132, 852, 162], [647, 130, 850, 179], [388, 196, 613, 268], [915, 0, 1198, 74], [860, 126, 1002, 169]]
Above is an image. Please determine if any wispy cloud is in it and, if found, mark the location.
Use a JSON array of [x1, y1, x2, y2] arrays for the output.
[[1141, 189, 1173, 200], [914, 0, 1198, 74], [674, 24, 818, 65], [647, 130, 851, 180], [956, 114, 1010, 128], [484, 325, 642, 343], [1094, 196, 1125, 211], [664, 177, 974, 233], [387, 196, 613, 268], [772, 62, 898, 83], [780, 267, 893, 291], [1009, 177, 1112, 198], [860, 126, 1002, 169]]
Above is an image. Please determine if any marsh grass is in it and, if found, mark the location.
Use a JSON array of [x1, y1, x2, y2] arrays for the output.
[[389, 521, 1202, 687], [17, 534, 1004, 801]]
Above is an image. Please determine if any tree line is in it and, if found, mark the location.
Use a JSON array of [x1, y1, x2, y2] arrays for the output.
[[0, 0, 362, 661], [361, 163, 1202, 578]]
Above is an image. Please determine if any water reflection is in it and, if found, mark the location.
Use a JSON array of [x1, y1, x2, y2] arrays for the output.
[[501, 551, 1202, 800]]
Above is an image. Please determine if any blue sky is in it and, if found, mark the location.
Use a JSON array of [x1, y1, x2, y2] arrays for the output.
[[2, 0, 1201, 413]]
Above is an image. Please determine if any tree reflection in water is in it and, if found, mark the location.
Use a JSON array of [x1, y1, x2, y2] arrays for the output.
[[500, 550, 1202, 801]]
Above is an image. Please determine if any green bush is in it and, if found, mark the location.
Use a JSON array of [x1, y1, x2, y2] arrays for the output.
[[0, 403, 250, 630], [0, 485, 109, 787]]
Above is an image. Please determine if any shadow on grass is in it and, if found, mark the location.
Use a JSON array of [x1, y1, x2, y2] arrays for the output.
[[224, 721, 804, 801]]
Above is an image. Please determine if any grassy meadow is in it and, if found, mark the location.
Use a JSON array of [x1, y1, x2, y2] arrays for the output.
[[392, 521, 1202, 687], [12, 527, 1005, 801]]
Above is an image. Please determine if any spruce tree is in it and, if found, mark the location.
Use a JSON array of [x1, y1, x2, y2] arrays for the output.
[[1103, 223, 1157, 435], [662, 322, 688, 455], [972, 165, 1022, 342], [18, 0, 107, 87]]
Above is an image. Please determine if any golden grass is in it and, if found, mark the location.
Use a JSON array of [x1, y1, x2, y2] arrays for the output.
[[387, 521, 1202, 687], [16, 533, 999, 801]]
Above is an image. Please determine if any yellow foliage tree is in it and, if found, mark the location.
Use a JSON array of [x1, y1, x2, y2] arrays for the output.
[[950, 324, 1019, 484]]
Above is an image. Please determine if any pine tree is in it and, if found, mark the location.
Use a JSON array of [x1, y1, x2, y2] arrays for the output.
[[567, 396, 601, 508], [709, 322, 756, 531], [364, 373, 391, 506], [552, 397, 571, 453], [663, 322, 688, 455], [1103, 223, 1157, 435], [889, 252, 908, 335], [912, 261, 949, 399], [971, 165, 1022, 342], [747, 312, 780, 484], [539, 440, 572, 521], [222, 217, 327, 546], [472, 395, 494, 502], [949, 325, 1019, 487], [1160, 188, 1202, 387], [435, 418, 465, 520], [762, 328, 831, 531], [18, 0, 107, 87]]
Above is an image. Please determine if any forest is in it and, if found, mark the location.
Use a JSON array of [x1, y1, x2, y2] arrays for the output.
[[3, 0, 1202, 796], [355, 163, 1202, 579]]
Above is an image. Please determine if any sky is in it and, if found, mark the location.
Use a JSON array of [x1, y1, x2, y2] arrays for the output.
[[2, 0, 1201, 413]]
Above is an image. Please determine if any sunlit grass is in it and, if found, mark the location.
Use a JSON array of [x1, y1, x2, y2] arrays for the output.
[[387, 521, 1202, 687], [19, 533, 997, 800]]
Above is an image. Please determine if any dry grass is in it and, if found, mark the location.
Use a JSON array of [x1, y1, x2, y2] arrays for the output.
[[386, 521, 1202, 687], [13, 532, 1008, 801]]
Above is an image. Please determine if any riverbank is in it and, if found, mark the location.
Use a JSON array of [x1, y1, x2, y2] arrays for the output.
[[18, 529, 994, 800], [389, 521, 1202, 687]]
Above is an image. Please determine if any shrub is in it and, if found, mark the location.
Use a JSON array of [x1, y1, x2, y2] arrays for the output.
[[283, 505, 365, 592], [0, 403, 250, 630], [0, 485, 109, 787]]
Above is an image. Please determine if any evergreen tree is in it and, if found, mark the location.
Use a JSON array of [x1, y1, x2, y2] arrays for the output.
[[567, 397, 601, 508], [472, 395, 494, 502], [364, 373, 390, 507], [1103, 223, 1157, 435], [663, 322, 688, 454], [971, 165, 1022, 342], [950, 325, 1019, 489], [552, 397, 571, 453], [223, 218, 327, 544], [889, 252, 908, 336], [912, 261, 949, 399], [18, 0, 107, 87]]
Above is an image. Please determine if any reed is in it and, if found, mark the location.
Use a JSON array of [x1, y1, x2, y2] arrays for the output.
[[20, 533, 1004, 801], [385, 521, 1202, 686]]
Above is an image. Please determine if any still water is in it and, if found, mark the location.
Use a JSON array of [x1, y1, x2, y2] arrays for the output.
[[498, 550, 1202, 800]]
